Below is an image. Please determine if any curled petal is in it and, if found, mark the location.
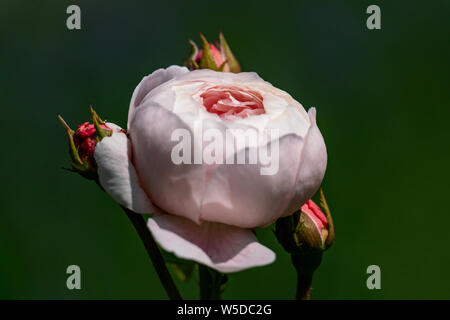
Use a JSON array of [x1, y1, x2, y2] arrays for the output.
[[282, 108, 328, 216], [128, 65, 189, 128], [147, 214, 276, 273], [94, 126, 155, 214]]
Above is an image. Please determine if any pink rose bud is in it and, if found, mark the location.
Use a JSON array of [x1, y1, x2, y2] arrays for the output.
[[185, 32, 241, 73], [301, 200, 329, 242], [193, 44, 225, 70], [58, 107, 113, 179], [73, 121, 111, 167], [275, 190, 334, 253]]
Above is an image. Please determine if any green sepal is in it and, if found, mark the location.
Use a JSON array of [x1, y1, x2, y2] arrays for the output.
[[90, 106, 111, 141], [58, 115, 83, 166], [184, 39, 200, 70], [218, 60, 228, 72], [320, 188, 334, 248], [297, 209, 326, 250], [275, 206, 326, 252], [57, 114, 98, 180], [199, 33, 220, 71], [219, 32, 241, 73]]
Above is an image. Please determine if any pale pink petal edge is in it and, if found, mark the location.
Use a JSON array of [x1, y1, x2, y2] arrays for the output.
[[94, 126, 155, 214], [147, 214, 276, 273]]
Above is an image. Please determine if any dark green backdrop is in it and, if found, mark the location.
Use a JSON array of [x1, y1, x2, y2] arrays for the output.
[[1, 0, 449, 299]]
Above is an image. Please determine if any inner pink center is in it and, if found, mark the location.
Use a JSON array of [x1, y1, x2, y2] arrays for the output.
[[200, 85, 265, 119]]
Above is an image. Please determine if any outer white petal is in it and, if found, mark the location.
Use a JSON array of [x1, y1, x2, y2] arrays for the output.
[[127, 65, 189, 128], [174, 68, 264, 83], [147, 214, 276, 273], [282, 108, 328, 216], [94, 126, 155, 214], [200, 134, 304, 228], [129, 104, 206, 223]]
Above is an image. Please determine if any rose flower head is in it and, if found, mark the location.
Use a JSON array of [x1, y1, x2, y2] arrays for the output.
[[92, 65, 327, 273]]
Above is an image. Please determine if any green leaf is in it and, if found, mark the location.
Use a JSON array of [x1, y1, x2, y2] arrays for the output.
[[161, 249, 196, 281], [169, 263, 196, 282]]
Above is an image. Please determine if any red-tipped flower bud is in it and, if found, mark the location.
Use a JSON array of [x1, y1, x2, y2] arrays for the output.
[[58, 107, 113, 179], [275, 190, 334, 253], [73, 121, 111, 168]]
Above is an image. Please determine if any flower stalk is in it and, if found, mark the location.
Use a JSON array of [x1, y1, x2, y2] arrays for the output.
[[275, 189, 334, 300], [291, 250, 323, 300], [122, 207, 183, 300], [198, 265, 227, 300]]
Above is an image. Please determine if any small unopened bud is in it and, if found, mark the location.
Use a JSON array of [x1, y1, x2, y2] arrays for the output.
[[73, 121, 111, 168], [275, 190, 334, 253], [185, 32, 241, 73], [58, 107, 113, 179], [275, 190, 334, 299]]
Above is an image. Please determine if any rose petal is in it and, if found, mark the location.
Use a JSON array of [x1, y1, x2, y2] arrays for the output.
[[282, 108, 328, 216], [147, 214, 276, 273], [130, 104, 206, 223], [200, 134, 304, 228], [128, 65, 189, 128], [94, 127, 155, 214], [175, 68, 264, 83]]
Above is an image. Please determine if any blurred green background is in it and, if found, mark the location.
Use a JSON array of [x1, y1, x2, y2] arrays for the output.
[[1, 0, 449, 299]]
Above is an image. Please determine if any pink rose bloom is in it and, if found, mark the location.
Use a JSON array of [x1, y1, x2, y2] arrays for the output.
[[94, 66, 327, 272]]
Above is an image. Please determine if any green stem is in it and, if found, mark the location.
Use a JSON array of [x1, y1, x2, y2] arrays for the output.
[[122, 207, 182, 300], [296, 272, 313, 300], [291, 251, 322, 300], [199, 265, 226, 300]]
